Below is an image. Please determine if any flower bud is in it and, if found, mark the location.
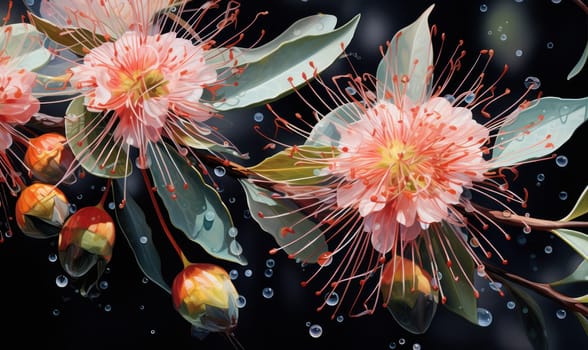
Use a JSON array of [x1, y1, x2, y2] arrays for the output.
[[15, 183, 70, 239], [24, 132, 76, 185], [172, 263, 239, 338], [58, 206, 115, 278]]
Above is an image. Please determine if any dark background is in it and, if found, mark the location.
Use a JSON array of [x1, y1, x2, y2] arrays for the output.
[[1, 0, 587, 349]]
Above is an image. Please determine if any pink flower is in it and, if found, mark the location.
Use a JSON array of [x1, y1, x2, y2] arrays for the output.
[[69, 30, 217, 164]]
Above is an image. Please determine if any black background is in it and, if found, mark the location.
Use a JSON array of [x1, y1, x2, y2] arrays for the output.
[[1, 0, 588, 349]]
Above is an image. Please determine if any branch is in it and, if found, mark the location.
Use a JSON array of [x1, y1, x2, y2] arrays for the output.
[[485, 263, 588, 316]]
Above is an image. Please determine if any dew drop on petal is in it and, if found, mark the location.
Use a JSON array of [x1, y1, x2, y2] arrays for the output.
[[489, 281, 503, 292], [515, 49, 523, 57], [204, 211, 215, 222], [229, 240, 243, 255], [500, 33, 508, 41], [262, 287, 274, 299], [480, 4, 488, 12], [56, 274, 69, 288], [555, 155, 568, 167], [477, 307, 493, 327], [524, 76, 541, 90], [213, 166, 226, 177], [556, 309, 567, 319], [139, 236, 148, 244], [228, 226, 238, 237], [253, 112, 264, 122], [464, 93, 476, 104], [308, 324, 323, 338]]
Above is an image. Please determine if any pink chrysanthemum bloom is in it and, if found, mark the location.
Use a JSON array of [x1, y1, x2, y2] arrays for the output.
[[251, 6, 555, 322]]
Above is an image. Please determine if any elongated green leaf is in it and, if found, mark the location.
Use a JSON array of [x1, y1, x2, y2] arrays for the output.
[[568, 39, 588, 80], [575, 294, 588, 303], [239, 179, 328, 264], [305, 102, 361, 147], [209, 14, 360, 111], [502, 280, 548, 350], [550, 228, 588, 261], [550, 259, 588, 286], [427, 223, 478, 324], [574, 312, 588, 335], [0, 23, 51, 71], [492, 96, 588, 168], [206, 14, 340, 67], [112, 180, 170, 294], [249, 146, 336, 185], [149, 144, 246, 265], [28, 13, 108, 56], [65, 97, 132, 178], [376, 5, 434, 102], [561, 186, 588, 222]]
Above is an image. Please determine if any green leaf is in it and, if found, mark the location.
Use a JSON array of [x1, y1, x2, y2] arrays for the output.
[[65, 96, 132, 178], [568, 38, 588, 80], [491, 96, 588, 168], [550, 228, 588, 261], [168, 119, 248, 159], [501, 280, 548, 350], [112, 180, 171, 294], [426, 223, 478, 325], [209, 14, 360, 111], [206, 14, 340, 68], [575, 294, 588, 303], [149, 143, 247, 265], [304, 102, 360, 147], [376, 4, 434, 102], [550, 259, 588, 286], [28, 13, 108, 56], [0, 23, 51, 71], [574, 312, 588, 336], [239, 179, 328, 264], [249, 145, 336, 185], [560, 186, 588, 222]]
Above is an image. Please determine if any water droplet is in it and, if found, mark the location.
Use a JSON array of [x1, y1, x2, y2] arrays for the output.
[[489, 281, 503, 292], [480, 4, 488, 12], [544, 245, 553, 254], [559, 191, 568, 200], [336, 315, 344, 322], [139, 304, 145, 310], [524, 76, 541, 90], [389, 342, 397, 349], [229, 240, 243, 255], [229, 269, 239, 280], [413, 344, 421, 350], [204, 211, 215, 222], [264, 268, 273, 278], [139, 236, 148, 244], [464, 93, 476, 104], [325, 292, 339, 306], [546, 41, 554, 49], [108, 202, 115, 210], [244, 269, 253, 277], [555, 155, 568, 167], [213, 166, 226, 177], [253, 112, 264, 122], [236, 295, 247, 308], [477, 307, 493, 327], [536, 173, 545, 182], [551, 0, 561, 3], [523, 226, 532, 234], [517, 235, 527, 246], [345, 86, 357, 95], [228, 226, 238, 237], [507, 301, 516, 309], [556, 309, 567, 319], [399, 338, 406, 345], [104, 304, 112, 312], [293, 29, 302, 36], [69, 203, 77, 214], [52, 308, 60, 316], [56, 274, 69, 288], [262, 287, 274, 299], [228, 197, 236, 204], [150, 329, 156, 335], [443, 94, 456, 103], [243, 209, 251, 219], [142, 277, 149, 284], [48, 253, 58, 262], [99, 280, 109, 290], [308, 324, 323, 338], [265, 258, 275, 268], [515, 49, 523, 57], [500, 33, 508, 41]]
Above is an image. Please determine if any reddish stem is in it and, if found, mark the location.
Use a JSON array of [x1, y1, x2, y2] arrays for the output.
[[97, 179, 111, 208], [573, 0, 588, 16], [140, 168, 188, 266]]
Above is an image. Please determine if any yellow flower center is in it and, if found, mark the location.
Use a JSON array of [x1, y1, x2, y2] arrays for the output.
[[119, 69, 169, 102], [378, 141, 429, 194]]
